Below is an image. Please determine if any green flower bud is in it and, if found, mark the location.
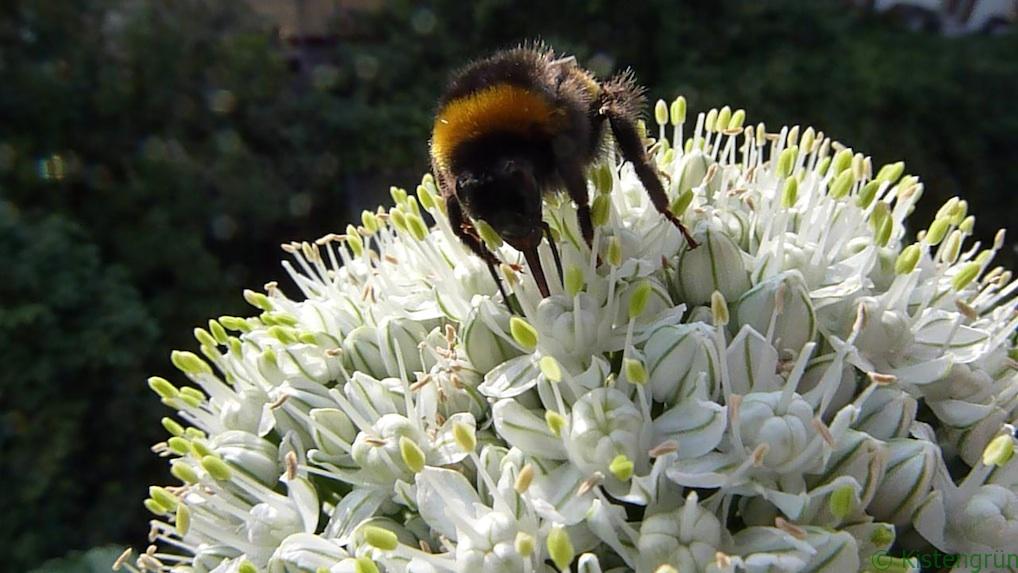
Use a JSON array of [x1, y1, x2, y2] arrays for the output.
[[170, 461, 199, 485], [800, 127, 815, 152], [355, 557, 380, 573], [346, 225, 364, 257], [405, 195, 421, 217], [926, 219, 951, 246], [781, 177, 798, 208], [201, 455, 232, 480], [776, 146, 797, 178], [936, 197, 959, 220], [190, 438, 212, 459], [816, 156, 832, 177], [941, 230, 963, 264], [148, 376, 179, 400], [175, 503, 191, 535], [705, 108, 718, 133], [595, 163, 613, 195], [362, 209, 381, 233], [390, 209, 408, 232], [592, 194, 611, 227], [144, 498, 167, 516], [243, 289, 273, 311], [539, 355, 563, 383], [670, 188, 694, 217], [952, 262, 981, 291], [161, 417, 184, 437], [565, 265, 585, 297], [949, 199, 968, 226], [829, 169, 855, 200], [628, 281, 653, 319], [475, 219, 503, 250], [509, 316, 538, 351], [208, 320, 229, 344], [895, 244, 921, 275], [399, 436, 426, 473], [364, 525, 399, 551], [670, 96, 686, 125], [514, 464, 535, 494], [711, 290, 730, 326], [406, 214, 429, 241], [959, 215, 975, 234], [870, 524, 895, 548], [607, 236, 622, 266], [609, 454, 634, 481], [654, 100, 668, 126], [546, 410, 566, 437], [983, 434, 1015, 466], [218, 316, 251, 333], [171, 351, 212, 375], [832, 148, 853, 175], [149, 486, 178, 511], [167, 437, 190, 455], [829, 485, 855, 520], [389, 186, 408, 206], [876, 161, 905, 184], [624, 358, 648, 385], [515, 532, 536, 557], [856, 180, 880, 209], [453, 421, 476, 452], [730, 108, 746, 130], [547, 525, 575, 571], [870, 203, 893, 247], [716, 106, 732, 132]]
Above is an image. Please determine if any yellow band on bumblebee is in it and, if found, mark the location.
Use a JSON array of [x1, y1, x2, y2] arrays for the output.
[[431, 83, 562, 171]]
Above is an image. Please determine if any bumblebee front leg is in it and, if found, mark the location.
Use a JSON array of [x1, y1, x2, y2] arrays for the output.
[[446, 194, 514, 307], [560, 162, 595, 249], [542, 222, 564, 288], [602, 101, 698, 249]]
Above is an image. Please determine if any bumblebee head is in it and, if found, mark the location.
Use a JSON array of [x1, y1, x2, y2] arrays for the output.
[[456, 157, 544, 248]]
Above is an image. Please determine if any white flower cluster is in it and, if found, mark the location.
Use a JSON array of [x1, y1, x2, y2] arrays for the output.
[[128, 99, 1018, 573]]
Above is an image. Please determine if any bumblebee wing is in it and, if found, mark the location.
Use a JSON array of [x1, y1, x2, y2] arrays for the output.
[[549, 55, 577, 68]]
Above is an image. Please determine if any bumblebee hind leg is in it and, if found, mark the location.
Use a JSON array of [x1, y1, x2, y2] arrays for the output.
[[560, 162, 595, 249], [601, 73, 698, 249]]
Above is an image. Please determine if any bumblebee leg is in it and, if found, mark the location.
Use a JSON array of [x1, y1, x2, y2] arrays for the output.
[[600, 85, 698, 249], [560, 163, 595, 249], [543, 223, 564, 288], [522, 246, 551, 298], [447, 195, 513, 306]]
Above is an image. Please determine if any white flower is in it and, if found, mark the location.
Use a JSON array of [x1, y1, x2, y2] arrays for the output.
[[134, 98, 1018, 573]]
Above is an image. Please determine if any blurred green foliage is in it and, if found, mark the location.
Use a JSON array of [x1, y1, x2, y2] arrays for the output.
[[0, 203, 156, 567], [0, 0, 1013, 569], [29, 546, 121, 573]]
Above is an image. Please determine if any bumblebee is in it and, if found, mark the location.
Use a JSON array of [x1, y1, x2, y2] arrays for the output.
[[430, 45, 696, 300]]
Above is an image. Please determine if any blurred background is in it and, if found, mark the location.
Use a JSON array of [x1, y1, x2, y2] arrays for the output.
[[1, 0, 1015, 570]]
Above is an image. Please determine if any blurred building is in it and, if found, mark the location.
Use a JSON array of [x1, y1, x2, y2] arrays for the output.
[[246, 0, 380, 39], [852, 0, 1016, 34], [246, 0, 379, 74]]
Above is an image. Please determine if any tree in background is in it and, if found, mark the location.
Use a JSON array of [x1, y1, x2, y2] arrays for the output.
[[0, 203, 156, 568]]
